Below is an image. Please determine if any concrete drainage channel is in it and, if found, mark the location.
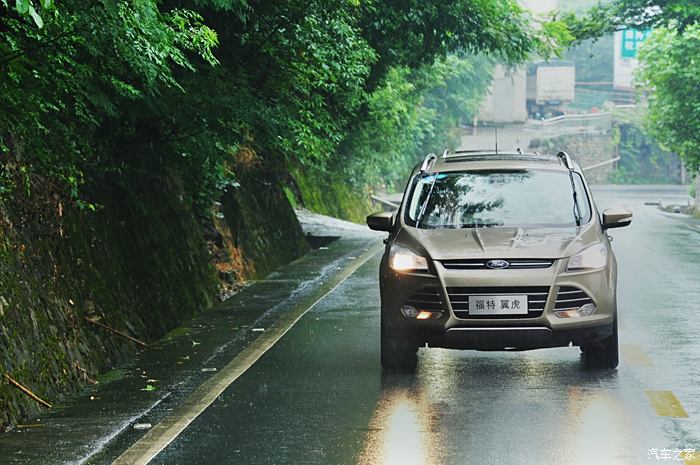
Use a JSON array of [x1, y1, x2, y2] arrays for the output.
[[0, 214, 383, 465], [304, 234, 341, 250]]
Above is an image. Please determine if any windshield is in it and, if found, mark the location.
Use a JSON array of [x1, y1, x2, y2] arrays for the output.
[[404, 169, 592, 229]]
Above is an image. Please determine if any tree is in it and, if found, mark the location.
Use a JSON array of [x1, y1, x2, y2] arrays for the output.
[[635, 25, 700, 171], [563, 0, 700, 41], [1, 0, 565, 213], [564, 1, 700, 172]]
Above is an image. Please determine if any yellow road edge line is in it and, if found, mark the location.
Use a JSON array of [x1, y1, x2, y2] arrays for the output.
[[111, 242, 384, 465], [620, 343, 653, 367], [644, 390, 689, 418]]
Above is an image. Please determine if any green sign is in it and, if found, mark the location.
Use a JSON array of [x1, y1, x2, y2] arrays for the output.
[[621, 28, 650, 58]]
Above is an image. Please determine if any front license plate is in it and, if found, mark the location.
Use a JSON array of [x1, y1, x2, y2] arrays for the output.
[[468, 295, 528, 315]]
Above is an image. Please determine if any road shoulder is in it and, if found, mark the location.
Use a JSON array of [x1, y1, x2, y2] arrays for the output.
[[0, 212, 382, 465]]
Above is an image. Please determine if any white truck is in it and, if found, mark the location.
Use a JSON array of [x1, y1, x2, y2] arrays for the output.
[[526, 61, 576, 118]]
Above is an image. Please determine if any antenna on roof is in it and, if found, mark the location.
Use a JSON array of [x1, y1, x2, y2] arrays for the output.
[[494, 128, 498, 155], [516, 147, 523, 154]]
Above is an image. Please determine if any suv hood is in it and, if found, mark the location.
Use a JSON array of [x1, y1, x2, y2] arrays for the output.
[[397, 224, 600, 260]]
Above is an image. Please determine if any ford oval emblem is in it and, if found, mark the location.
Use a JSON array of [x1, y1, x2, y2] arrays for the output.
[[486, 259, 510, 269]]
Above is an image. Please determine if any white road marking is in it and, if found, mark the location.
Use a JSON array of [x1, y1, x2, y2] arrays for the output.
[[111, 243, 383, 465]]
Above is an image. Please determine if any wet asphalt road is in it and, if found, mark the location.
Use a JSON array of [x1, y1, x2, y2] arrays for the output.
[[146, 186, 700, 465]]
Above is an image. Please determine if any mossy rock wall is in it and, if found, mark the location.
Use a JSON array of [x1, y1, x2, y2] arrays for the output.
[[289, 167, 375, 224], [529, 134, 616, 184], [221, 163, 309, 279], [0, 160, 310, 429], [0, 175, 219, 429]]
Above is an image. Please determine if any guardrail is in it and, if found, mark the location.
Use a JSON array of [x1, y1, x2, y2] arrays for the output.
[[526, 112, 613, 139], [582, 156, 621, 172], [370, 194, 400, 210]]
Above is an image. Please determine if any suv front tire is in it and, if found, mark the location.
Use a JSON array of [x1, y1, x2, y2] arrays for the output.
[[380, 314, 419, 371], [581, 314, 619, 369]]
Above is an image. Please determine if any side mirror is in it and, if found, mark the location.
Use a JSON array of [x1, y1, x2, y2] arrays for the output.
[[367, 212, 394, 232], [602, 208, 632, 230]]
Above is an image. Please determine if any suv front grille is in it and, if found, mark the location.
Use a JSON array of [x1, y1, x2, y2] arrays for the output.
[[446, 286, 550, 319], [441, 259, 554, 270], [405, 287, 445, 312], [555, 286, 593, 309]]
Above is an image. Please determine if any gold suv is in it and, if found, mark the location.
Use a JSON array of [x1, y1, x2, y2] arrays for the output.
[[367, 151, 632, 370]]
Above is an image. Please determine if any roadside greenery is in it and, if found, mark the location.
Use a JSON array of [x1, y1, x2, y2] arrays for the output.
[[610, 123, 683, 184], [565, 1, 700, 172], [563, 0, 700, 40], [636, 25, 700, 171], [1, 1, 566, 214]]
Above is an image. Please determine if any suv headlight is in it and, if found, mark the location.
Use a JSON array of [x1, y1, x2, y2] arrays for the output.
[[566, 242, 607, 271], [390, 245, 429, 272]]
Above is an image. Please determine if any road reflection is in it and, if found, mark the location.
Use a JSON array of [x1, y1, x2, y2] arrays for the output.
[[358, 381, 441, 465], [356, 350, 635, 465], [566, 387, 636, 465]]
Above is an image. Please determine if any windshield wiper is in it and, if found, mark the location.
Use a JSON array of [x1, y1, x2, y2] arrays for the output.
[[461, 223, 501, 228], [557, 152, 581, 227], [415, 173, 439, 227]]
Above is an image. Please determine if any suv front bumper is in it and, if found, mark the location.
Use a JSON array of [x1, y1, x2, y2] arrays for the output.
[[380, 256, 616, 350]]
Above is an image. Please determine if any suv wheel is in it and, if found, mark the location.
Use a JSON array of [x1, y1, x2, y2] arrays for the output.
[[581, 315, 619, 369], [380, 314, 418, 371]]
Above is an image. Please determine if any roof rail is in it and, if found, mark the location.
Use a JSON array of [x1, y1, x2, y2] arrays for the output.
[[443, 149, 534, 159], [451, 149, 495, 154], [420, 153, 438, 172]]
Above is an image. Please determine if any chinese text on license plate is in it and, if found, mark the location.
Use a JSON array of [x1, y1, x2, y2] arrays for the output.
[[468, 295, 528, 315]]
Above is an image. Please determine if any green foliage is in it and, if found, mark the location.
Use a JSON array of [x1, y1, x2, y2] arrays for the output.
[[0, 1, 218, 205], [563, 35, 613, 83], [335, 55, 493, 191], [1, 0, 559, 217], [608, 123, 683, 184], [357, 0, 555, 86], [636, 25, 700, 171], [563, 0, 700, 42], [3, 0, 54, 28], [562, 0, 700, 176]]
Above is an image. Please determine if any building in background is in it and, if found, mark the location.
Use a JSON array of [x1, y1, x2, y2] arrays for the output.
[[477, 65, 528, 123], [477, 0, 559, 123], [613, 28, 651, 90]]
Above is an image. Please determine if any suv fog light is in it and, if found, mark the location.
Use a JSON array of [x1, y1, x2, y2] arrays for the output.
[[577, 303, 596, 317], [416, 311, 441, 320], [554, 303, 597, 318], [401, 306, 442, 319], [401, 305, 419, 318]]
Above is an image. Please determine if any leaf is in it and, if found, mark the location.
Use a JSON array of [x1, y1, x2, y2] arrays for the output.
[[15, 0, 28, 14], [40, 0, 52, 8], [140, 384, 157, 392], [27, 3, 43, 28]]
